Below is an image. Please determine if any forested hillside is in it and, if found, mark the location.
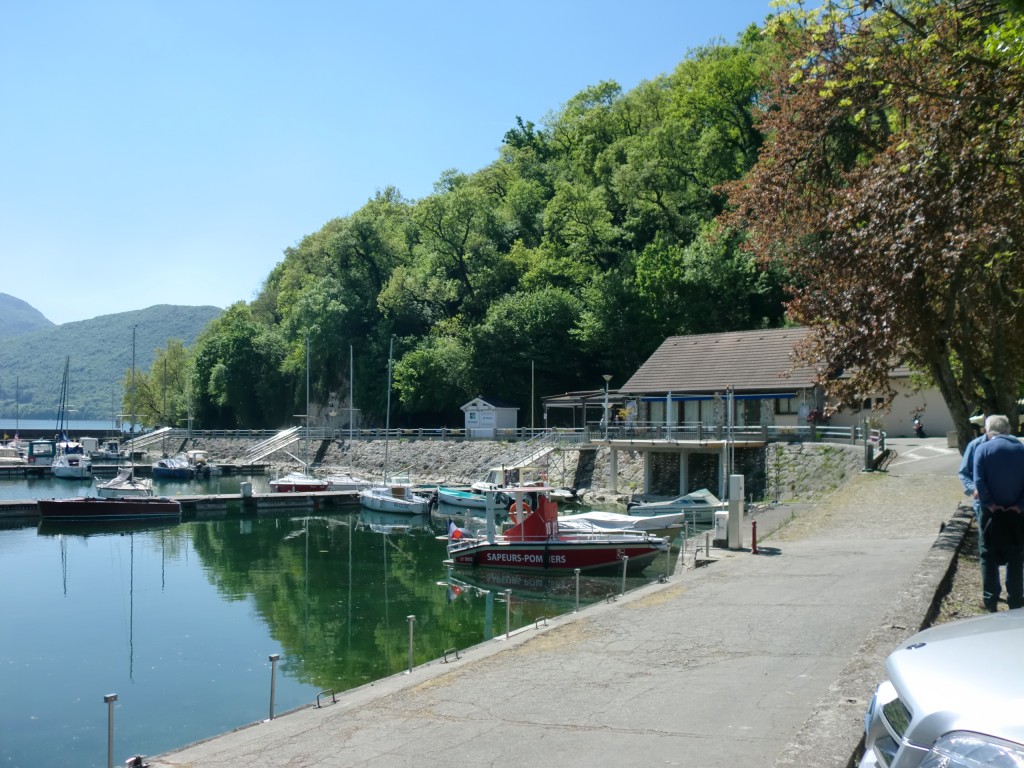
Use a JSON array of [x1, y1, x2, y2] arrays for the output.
[[0, 293, 54, 339], [0, 305, 222, 421], [189, 26, 789, 430]]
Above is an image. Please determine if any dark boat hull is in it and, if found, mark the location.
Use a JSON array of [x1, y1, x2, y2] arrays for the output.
[[37, 496, 182, 522], [448, 539, 665, 574]]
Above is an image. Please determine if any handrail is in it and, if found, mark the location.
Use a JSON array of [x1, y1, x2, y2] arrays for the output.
[[157, 423, 884, 450]]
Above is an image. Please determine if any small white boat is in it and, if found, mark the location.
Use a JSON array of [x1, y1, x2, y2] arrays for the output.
[[360, 476, 432, 515], [558, 509, 691, 534], [96, 467, 154, 498], [52, 448, 93, 479], [0, 445, 27, 467], [626, 488, 725, 524], [324, 472, 373, 491]]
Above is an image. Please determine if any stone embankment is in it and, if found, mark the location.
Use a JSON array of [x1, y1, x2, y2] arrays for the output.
[[176, 434, 865, 508]]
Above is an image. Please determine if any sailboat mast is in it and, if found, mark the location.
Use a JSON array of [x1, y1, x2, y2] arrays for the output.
[[305, 334, 310, 470], [130, 326, 136, 462]]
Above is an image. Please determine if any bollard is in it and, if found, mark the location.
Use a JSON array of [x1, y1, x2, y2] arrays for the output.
[[505, 589, 512, 639], [751, 521, 758, 555], [620, 555, 629, 595], [574, 568, 581, 613], [705, 531, 710, 557], [406, 615, 416, 674], [268, 654, 280, 720], [103, 693, 117, 768]]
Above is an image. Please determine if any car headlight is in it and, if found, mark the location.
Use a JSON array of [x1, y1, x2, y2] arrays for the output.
[[920, 732, 1024, 768]]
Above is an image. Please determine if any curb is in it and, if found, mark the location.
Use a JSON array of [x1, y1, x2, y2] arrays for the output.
[[773, 504, 974, 768]]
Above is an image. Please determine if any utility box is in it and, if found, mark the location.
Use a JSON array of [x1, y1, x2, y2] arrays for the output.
[[713, 511, 729, 547], [727, 474, 745, 550]]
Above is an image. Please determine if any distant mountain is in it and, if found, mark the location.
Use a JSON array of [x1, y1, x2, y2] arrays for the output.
[[0, 304, 222, 420], [0, 293, 55, 338]]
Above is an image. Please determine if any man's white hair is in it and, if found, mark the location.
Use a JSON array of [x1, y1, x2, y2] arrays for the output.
[[985, 414, 1011, 435]]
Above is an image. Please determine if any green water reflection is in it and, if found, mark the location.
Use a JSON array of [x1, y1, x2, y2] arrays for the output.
[[0, 509, 674, 767]]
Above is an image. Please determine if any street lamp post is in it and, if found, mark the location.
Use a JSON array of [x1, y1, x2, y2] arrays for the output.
[[602, 374, 612, 440]]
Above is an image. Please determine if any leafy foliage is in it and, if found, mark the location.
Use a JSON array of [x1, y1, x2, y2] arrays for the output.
[[725, 0, 1024, 447]]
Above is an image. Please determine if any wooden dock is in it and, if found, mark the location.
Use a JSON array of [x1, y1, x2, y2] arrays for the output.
[[0, 489, 363, 523]]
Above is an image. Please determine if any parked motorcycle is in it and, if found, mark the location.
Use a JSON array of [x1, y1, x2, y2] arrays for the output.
[[913, 416, 926, 438]]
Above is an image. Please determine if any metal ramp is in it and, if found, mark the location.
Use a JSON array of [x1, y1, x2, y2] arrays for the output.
[[126, 426, 175, 452], [244, 427, 301, 464], [478, 433, 558, 475]]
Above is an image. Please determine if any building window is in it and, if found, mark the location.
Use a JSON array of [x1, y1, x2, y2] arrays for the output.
[[776, 398, 798, 415]]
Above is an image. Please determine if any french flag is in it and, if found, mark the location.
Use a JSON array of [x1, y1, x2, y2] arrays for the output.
[[446, 519, 466, 540]]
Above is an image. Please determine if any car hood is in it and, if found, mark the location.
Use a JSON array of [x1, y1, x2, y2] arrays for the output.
[[888, 610, 1024, 746]]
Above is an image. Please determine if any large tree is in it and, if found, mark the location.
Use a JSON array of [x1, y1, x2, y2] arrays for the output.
[[725, 0, 1024, 448]]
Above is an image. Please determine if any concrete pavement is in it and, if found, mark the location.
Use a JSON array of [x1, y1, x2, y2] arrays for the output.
[[152, 440, 967, 768]]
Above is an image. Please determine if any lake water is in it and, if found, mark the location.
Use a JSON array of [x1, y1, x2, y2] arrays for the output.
[[0, 476, 676, 768]]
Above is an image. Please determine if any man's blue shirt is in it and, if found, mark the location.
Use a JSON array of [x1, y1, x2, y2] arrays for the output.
[[974, 434, 1024, 509], [960, 433, 987, 496]]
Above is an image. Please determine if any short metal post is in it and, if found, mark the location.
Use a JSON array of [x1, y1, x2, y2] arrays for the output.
[[103, 693, 117, 768], [505, 589, 512, 639], [574, 568, 581, 612], [705, 532, 710, 557], [620, 555, 629, 595], [406, 615, 416, 673], [268, 654, 280, 721], [751, 521, 758, 555]]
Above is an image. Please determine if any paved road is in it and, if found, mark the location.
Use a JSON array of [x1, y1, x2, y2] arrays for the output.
[[152, 441, 966, 768]]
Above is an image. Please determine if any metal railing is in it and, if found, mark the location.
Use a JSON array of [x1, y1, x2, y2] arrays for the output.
[[151, 422, 884, 451]]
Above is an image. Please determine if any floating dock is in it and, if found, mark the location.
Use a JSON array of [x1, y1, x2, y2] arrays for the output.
[[0, 489, 363, 523]]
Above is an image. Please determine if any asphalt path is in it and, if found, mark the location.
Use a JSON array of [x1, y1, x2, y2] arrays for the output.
[[152, 439, 966, 768]]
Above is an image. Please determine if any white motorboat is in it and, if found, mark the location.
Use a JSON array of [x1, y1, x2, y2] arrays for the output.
[[558, 509, 691, 534], [52, 447, 93, 479], [96, 467, 154, 497], [324, 471, 373, 491], [359, 476, 432, 515], [626, 488, 725, 524]]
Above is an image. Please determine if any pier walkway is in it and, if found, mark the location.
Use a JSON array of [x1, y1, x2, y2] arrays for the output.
[[151, 439, 966, 768]]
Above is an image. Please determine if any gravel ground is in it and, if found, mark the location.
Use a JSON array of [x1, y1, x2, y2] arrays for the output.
[[933, 512, 991, 625]]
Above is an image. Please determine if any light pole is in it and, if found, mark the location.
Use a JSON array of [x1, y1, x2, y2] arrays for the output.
[[603, 374, 612, 440]]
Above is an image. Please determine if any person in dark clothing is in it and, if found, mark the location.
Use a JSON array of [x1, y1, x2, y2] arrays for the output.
[[973, 414, 1024, 611]]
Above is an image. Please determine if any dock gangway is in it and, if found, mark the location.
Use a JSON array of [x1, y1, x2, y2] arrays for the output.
[[126, 426, 176, 452], [243, 427, 302, 464]]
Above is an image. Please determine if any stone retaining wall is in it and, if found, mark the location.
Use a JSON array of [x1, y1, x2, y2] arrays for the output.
[[178, 436, 864, 509]]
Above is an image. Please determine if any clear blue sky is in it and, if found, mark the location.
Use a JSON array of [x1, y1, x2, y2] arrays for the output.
[[1, 0, 775, 326]]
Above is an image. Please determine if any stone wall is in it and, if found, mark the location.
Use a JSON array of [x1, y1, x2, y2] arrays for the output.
[[181, 436, 864, 509]]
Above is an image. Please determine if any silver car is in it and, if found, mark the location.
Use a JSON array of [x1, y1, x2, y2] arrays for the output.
[[860, 610, 1024, 768]]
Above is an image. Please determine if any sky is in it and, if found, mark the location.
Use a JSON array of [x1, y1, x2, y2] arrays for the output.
[[1, 0, 775, 326]]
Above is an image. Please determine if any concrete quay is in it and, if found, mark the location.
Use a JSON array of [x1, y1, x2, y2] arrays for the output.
[[151, 438, 966, 768]]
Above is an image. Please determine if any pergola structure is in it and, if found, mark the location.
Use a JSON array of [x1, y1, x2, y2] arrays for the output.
[[541, 388, 626, 429]]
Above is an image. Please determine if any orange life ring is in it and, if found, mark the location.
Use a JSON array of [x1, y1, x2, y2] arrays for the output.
[[508, 500, 532, 524]]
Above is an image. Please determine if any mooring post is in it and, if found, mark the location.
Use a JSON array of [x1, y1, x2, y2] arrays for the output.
[[751, 521, 758, 555], [268, 654, 280, 721], [406, 615, 416, 673], [574, 568, 581, 613], [620, 555, 629, 595], [103, 693, 117, 768]]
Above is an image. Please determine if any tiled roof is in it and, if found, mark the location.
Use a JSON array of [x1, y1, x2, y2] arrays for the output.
[[621, 327, 821, 395]]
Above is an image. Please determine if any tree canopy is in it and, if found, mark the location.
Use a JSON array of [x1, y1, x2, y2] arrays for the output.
[[185, 26, 786, 429], [725, 0, 1024, 447]]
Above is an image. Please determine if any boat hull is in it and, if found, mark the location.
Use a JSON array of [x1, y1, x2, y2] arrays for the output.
[[437, 487, 489, 509], [447, 539, 666, 574], [359, 487, 432, 515], [270, 481, 329, 492], [37, 496, 182, 522]]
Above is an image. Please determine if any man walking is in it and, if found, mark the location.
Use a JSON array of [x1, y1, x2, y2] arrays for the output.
[[959, 429, 988, 520], [973, 414, 1024, 611]]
